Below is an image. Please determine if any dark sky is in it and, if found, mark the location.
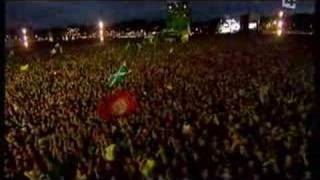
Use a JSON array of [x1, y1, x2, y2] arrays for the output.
[[5, 1, 315, 29]]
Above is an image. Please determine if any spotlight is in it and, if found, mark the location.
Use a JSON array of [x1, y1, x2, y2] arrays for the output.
[[277, 29, 282, 36], [22, 28, 27, 35], [278, 11, 284, 18]]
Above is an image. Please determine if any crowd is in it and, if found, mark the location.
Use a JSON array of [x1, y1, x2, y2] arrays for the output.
[[4, 36, 315, 180]]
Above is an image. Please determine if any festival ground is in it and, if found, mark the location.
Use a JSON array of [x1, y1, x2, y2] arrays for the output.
[[4, 34, 315, 179]]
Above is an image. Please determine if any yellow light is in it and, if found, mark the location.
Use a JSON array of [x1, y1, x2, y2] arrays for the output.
[[277, 29, 282, 36], [99, 21, 104, 29], [279, 11, 284, 18], [98, 20, 104, 42], [278, 20, 283, 28], [24, 41, 29, 48], [22, 28, 27, 34]]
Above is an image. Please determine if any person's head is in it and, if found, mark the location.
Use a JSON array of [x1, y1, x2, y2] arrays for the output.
[[22, 160, 29, 170], [16, 159, 22, 171]]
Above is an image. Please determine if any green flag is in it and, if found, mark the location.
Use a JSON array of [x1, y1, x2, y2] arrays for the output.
[[107, 63, 128, 88], [157, 145, 167, 165], [20, 64, 29, 71], [103, 144, 117, 161], [142, 159, 156, 177]]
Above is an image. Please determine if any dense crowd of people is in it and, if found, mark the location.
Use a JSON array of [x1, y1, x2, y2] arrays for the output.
[[4, 36, 315, 180]]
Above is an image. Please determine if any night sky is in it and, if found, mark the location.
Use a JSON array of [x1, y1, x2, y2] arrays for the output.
[[5, 1, 315, 29]]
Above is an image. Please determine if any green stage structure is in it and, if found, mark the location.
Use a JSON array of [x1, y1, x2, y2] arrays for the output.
[[161, 0, 191, 42]]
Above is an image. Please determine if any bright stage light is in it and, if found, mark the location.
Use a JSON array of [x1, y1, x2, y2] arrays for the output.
[[22, 28, 27, 34], [98, 20, 104, 42], [278, 20, 283, 28], [282, 0, 296, 9], [218, 18, 240, 34], [249, 22, 258, 30], [277, 29, 282, 36], [21, 28, 29, 48], [99, 21, 104, 29], [24, 41, 29, 48], [278, 11, 284, 18]]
